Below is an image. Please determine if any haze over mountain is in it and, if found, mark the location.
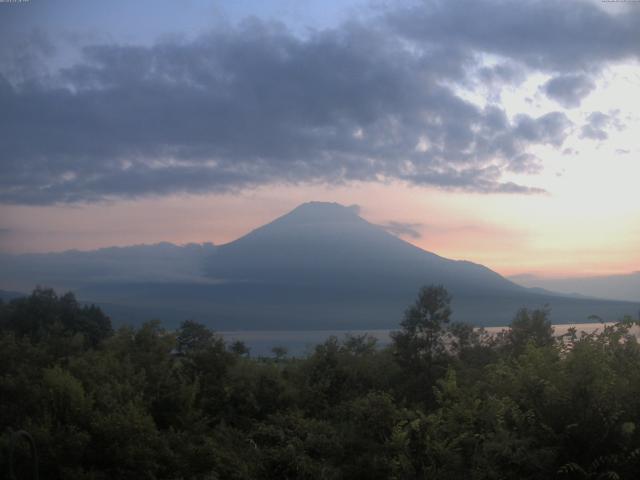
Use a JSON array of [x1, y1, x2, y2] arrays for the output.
[[1, 202, 637, 329]]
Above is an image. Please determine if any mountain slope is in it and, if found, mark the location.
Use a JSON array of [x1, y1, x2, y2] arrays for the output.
[[205, 202, 520, 294]]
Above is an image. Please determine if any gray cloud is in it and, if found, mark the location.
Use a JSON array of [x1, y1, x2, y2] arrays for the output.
[[387, 0, 640, 72], [477, 62, 525, 86], [381, 221, 422, 239], [513, 112, 572, 147], [580, 111, 623, 141], [3, 0, 637, 205], [508, 153, 542, 175], [542, 74, 596, 108], [0, 29, 56, 84]]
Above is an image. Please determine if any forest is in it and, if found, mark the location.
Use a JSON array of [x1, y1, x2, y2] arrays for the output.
[[1, 286, 640, 479]]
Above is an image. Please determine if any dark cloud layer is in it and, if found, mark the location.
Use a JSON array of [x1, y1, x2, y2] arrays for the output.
[[387, 0, 640, 72], [1, 0, 637, 204], [542, 74, 596, 108]]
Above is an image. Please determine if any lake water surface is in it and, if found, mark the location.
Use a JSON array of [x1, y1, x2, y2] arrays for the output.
[[220, 322, 637, 356]]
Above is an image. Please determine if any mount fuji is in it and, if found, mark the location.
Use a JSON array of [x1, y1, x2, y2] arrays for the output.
[[1, 202, 637, 329]]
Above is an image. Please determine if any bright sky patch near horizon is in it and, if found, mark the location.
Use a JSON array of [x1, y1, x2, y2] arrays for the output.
[[0, 0, 639, 279]]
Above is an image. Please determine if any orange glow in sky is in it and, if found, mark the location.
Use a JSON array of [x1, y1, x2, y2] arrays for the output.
[[1, 173, 638, 279]]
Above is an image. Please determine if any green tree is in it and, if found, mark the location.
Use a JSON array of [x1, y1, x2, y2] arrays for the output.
[[508, 307, 555, 354], [0, 287, 112, 348], [271, 346, 288, 361], [230, 340, 250, 357], [176, 319, 216, 354], [391, 285, 452, 404]]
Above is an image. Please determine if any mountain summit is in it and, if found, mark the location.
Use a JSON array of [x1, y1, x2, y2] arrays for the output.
[[274, 201, 363, 224]]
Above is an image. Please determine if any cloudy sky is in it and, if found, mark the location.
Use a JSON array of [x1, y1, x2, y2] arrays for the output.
[[1, 0, 639, 278]]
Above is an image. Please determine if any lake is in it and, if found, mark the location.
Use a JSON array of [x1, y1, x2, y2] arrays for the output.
[[220, 322, 637, 357]]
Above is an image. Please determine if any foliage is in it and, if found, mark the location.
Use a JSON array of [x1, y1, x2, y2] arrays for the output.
[[508, 306, 555, 353], [1, 287, 639, 479]]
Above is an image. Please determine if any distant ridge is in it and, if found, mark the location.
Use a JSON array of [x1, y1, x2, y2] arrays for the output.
[[510, 272, 640, 303], [0, 289, 25, 302], [0, 242, 216, 291]]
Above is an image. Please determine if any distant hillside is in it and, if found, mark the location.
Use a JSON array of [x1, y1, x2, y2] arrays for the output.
[[1, 203, 638, 329], [0, 242, 216, 292], [0, 289, 25, 302], [510, 272, 640, 303]]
